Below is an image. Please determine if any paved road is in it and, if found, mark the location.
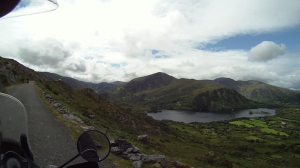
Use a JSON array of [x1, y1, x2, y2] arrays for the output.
[[7, 82, 88, 167]]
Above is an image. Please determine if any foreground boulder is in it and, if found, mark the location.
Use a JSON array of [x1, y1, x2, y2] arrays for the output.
[[171, 161, 189, 168], [110, 138, 166, 167], [142, 155, 166, 167], [80, 126, 95, 132], [138, 134, 148, 144], [132, 160, 143, 168]]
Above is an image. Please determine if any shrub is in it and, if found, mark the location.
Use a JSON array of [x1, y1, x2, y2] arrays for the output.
[[293, 145, 300, 154], [45, 84, 52, 91]]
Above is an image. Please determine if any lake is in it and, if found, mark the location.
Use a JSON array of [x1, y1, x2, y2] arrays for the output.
[[147, 108, 276, 123]]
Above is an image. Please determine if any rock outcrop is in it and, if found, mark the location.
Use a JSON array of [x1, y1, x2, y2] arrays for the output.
[[42, 92, 94, 132], [0, 60, 19, 84], [132, 160, 143, 168], [110, 138, 166, 167], [0, 56, 50, 85], [171, 161, 189, 168], [142, 155, 166, 167], [137, 134, 148, 144]]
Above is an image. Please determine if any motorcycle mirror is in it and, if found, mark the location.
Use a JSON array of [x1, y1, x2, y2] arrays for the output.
[[77, 130, 111, 162]]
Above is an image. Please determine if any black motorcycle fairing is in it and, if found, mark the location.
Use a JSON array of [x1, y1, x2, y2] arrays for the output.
[[2, 151, 28, 168], [0, 93, 39, 168], [66, 162, 99, 168], [20, 134, 34, 161]]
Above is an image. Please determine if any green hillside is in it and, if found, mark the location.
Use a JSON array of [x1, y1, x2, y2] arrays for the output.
[[41, 72, 121, 93], [109, 73, 257, 112], [238, 81, 300, 103], [204, 78, 300, 104]]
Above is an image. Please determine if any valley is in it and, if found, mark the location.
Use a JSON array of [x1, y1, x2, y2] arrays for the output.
[[1, 56, 300, 167], [33, 80, 300, 168]]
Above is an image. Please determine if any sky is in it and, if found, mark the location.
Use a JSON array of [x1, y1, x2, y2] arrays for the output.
[[0, 0, 299, 90]]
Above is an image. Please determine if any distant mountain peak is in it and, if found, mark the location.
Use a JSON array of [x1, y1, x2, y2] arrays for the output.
[[145, 72, 174, 78], [41, 72, 120, 94], [111, 81, 125, 86], [132, 72, 176, 82], [214, 77, 235, 81], [212, 77, 238, 89]]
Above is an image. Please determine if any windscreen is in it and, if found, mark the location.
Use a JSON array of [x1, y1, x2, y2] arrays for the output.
[[0, 93, 28, 144], [1, 0, 58, 20]]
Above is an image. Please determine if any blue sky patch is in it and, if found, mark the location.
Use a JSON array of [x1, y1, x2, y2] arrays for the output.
[[152, 50, 160, 55], [155, 55, 170, 59], [111, 64, 120, 67], [15, 0, 31, 9], [203, 26, 300, 52]]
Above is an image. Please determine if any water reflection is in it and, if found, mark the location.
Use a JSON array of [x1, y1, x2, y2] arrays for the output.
[[147, 108, 275, 123]]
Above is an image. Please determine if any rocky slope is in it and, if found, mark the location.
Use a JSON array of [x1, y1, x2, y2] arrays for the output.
[[0, 56, 50, 92]]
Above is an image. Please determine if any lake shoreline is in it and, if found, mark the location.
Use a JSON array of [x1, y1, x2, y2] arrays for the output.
[[146, 106, 275, 113], [147, 108, 276, 123]]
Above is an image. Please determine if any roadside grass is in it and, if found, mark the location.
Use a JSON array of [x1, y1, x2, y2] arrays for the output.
[[34, 82, 82, 139], [106, 155, 132, 168], [35, 81, 115, 138], [2, 87, 7, 93], [148, 134, 209, 166]]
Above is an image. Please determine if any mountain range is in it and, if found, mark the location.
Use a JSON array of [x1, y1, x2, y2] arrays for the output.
[[107, 72, 256, 111], [42, 71, 300, 103], [41, 72, 124, 94], [42, 71, 300, 111], [106, 72, 299, 111], [202, 78, 299, 102], [1, 56, 299, 112]]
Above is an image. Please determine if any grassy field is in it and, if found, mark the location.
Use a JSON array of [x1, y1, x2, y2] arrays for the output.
[[229, 121, 254, 128]]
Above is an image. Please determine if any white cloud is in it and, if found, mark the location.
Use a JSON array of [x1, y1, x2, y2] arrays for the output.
[[248, 41, 286, 62], [0, 0, 300, 90], [17, 38, 74, 67]]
